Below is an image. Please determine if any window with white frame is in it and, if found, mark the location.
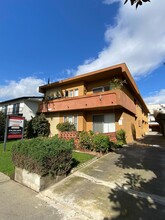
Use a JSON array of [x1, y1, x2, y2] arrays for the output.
[[69, 90, 73, 97], [74, 89, 79, 96], [64, 115, 78, 130], [93, 113, 115, 133]]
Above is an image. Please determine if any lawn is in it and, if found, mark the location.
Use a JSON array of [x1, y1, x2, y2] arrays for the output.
[[0, 140, 95, 177], [0, 140, 15, 177], [72, 151, 95, 167]]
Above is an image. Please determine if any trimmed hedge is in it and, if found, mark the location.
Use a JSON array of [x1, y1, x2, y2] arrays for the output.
[[12, 136, 73, 176], [56, 121, 76, 132], [79, 131, 111, 153]]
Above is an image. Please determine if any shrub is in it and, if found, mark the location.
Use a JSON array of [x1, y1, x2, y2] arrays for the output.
[[12, 136, 73, 176], [93, 134, 110, 153], [78, 131, 94, 150], [116, 129, 127, 146], [79, 131, 111, 153], [32, 113, 50, 137], [0, 111, 6, 140], [56, 121, 76, 132], [24, 114, 50, 138]]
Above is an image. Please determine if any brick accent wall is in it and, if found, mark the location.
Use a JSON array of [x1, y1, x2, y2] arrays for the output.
[[104, 132, 117, 142], [58, 131, 79, 147], [58, 131, 117, 148]]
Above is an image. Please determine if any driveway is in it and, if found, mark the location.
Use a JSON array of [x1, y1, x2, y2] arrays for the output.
[[39, 132, 165, 220]]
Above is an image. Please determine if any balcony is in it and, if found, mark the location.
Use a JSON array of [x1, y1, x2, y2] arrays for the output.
[[38, 90, 136, 114]]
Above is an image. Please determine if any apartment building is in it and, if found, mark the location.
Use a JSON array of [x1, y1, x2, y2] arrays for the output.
[[38, 63, 149, 143], [0, 96, 43, 121]]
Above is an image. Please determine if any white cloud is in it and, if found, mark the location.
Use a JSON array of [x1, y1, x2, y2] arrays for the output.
[[144, 89, 165, 104], [0, 77, 46, 101], [76, 0, 165, 79]]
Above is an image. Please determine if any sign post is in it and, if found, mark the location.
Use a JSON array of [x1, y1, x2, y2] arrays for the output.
[[3, 115, 25, 152]]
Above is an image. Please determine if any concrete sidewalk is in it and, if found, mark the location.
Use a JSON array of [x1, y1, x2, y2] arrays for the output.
[[0, 172, 62, 220], [39, 132, 165, 220]]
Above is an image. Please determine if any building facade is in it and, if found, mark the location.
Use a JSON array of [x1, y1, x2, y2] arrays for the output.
[[38, 63, 149, 143], [0, 96, 43, 121]]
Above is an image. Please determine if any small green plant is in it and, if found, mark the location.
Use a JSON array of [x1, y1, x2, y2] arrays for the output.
[[93, 134, 110, 153], [110, 78, 127, 90], [56, 121, 76, 132], [12, 136, 74, 176], [116, 129, 127, 146]]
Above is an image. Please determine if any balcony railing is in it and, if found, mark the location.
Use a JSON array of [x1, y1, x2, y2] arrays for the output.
[[39, 90, 136, 114]]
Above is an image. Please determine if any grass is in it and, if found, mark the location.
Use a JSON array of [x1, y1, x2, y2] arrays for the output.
[[0, 140, 15, 177], [72, 151, 95, 167], [0, 140, 95, 177]]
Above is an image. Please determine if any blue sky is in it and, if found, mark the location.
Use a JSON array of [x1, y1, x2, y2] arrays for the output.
[[0, 0, 165, 104]]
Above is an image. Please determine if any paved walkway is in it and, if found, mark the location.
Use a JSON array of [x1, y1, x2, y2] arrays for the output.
[[0, 132, 165, 219], [39, 132, 165, 220]]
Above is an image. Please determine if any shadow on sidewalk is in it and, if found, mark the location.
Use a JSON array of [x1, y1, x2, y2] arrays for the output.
[[103, 133, 165, 220]]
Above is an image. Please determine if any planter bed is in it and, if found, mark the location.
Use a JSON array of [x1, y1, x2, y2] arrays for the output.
[[15, 167, 65, 192]]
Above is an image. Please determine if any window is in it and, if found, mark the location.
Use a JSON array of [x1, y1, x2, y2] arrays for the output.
[[65, 91, 68, 97], [93, 114, 115, 133], [2, 105, 8, 115], [69, 90, 73, 97], [13, 103, 20, 114], [74, 89, 79, 96], [64, 115, 78, 130], [92, 85, 109, 94], [93, 87, 104, 93]]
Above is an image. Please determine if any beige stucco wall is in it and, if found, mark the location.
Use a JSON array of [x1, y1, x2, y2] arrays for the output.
[[46, 113, 60, 137]]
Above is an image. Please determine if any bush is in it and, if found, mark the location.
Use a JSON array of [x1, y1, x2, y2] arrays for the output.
[[56, 121, 76, 132], [116, 129, 127, 146], [78, 131, 94, 150], [93, 133, 110, 153], [79, 131, 111, 153], [24, 113, 50, 138], [0, 111, 6, 140], [12, 136, 73, 176]]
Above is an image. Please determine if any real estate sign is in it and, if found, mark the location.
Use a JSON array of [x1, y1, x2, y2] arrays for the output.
[[3, 115, 25, 151], [7, 115, 25, 139]]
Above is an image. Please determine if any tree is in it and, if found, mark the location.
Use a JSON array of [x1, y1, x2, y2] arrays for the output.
[[24, 113, 50, 138], [124, 0, 151, 9], [0, 111, 6, 140], [153, 110, 165, 136]]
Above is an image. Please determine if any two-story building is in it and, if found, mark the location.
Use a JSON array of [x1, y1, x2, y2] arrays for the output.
[[0, 96, 43, 121], [38, 63, 149, 143]]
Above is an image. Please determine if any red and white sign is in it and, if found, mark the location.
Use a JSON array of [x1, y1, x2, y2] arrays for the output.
[[7, 116, 25, 139]]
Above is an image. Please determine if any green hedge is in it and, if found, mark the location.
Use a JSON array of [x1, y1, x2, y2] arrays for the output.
[[116, 129, 127, 146], [56, 121, 76, 132], [12, 136, 73, 176], [79, 131, 111, 153]]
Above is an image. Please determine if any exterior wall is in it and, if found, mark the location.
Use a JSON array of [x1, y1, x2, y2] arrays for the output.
[[46, 113, 60, 137], [45, 81, 85, 99], [86, 79, 110, 95], [23, 101, 40, 121]]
